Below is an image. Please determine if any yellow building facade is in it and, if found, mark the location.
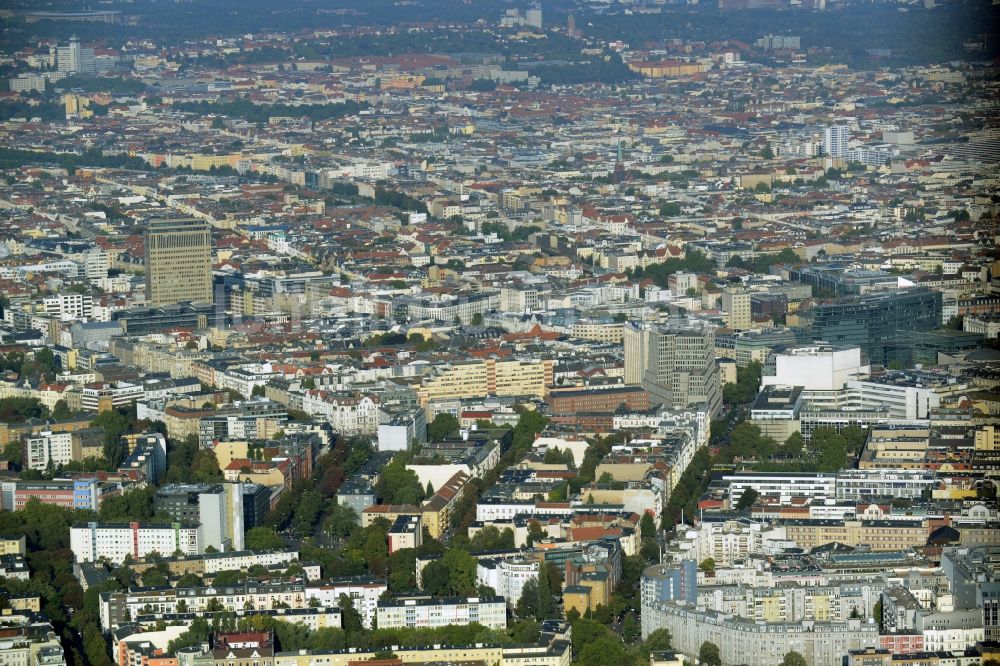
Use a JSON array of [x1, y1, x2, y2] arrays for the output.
[[417, 359, 553, 406]]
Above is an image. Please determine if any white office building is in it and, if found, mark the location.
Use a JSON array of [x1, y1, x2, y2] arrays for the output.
[[762, 345, 869, 392], [845, 378, 945, 420], [724, 472, 838, 506], [834, 469, 937, 501]]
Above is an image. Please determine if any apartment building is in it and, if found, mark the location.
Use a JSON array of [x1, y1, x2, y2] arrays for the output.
[[304, 577, 388, 628], [56, 36, 96, 74], [119, 433, 168, 485], [641, 561, 699, 607], [417, 358, 553, 407], [0, 625, 65, 666], [476, 499, 575, 523], [0, 477, 112, 511], [80, 381, 145, 411], [100, 581, 309, 630], [0, 534, 26, 556], [114, 635, 183, 666], [421, 470, 469, 539], [377, 407, 427, 451], [42, 293, 93, 320], [641, 601, 878, 666], [387, 515, 422, 553], [246, 641, 570, 666], [395, 291, 500, 324], [570, 320, 625, 343], [131, 608, 339, 638], [0, 413, 94, 448], [859, 425, 931, 470], [71, 522, 201, 564], [198, 400, 288, 446], [299, 391, 379, 434], [23, 431, 77, 470], [154, 483, 246, 551], [782, 519, 931, 552], [476, 557, 540, 609], [376, 595, 507, 630], [200, 549, 299, 574]]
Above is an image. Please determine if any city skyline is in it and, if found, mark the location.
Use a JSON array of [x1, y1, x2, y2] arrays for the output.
[[0, 2, 997, 666]]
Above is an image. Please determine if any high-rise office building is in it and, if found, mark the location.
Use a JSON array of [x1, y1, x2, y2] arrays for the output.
[[822, 125, 849, 158], [721, 286, 752, 331], [56, 36, 96, 75], [625, 321, 723, 418], [623, 322, 648, 385], [143, 218, 213, 306], [797, 288, 943, 367]]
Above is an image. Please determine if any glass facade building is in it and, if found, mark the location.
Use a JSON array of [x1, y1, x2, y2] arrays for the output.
[[112, 301, 223, 335], [898, 328, 984, 366], [788, 263, 899, 296], [798, 288, 942, 367]]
